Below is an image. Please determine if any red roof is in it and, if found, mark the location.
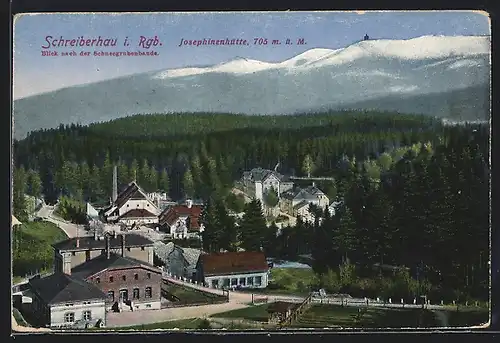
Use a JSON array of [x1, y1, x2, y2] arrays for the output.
[[200, 251, 268, 276], [119, 209, 157, 219], [159, 205, 202, 231]]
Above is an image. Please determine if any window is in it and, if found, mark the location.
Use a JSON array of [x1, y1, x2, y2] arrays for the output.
[[255, 276, 262, 286], [109, 276, 114, 283], [146, 304, 151, 308], [127, 247, 131, 251], [72, 252, 76, 256], [145, 287, 152, 298], [108, 291, 115, 301], [246, 277, 254, 286], [133, 288, 140, 299], [239, 277, 246, 286], [223, 278, 230, 287], [134, 273, 139, 280], [122, 275, 126, 281], [83, 310, 92, 321], [231, 278, 238, 286], [141, 247, 145, 251], [147, 204, 149, 207], [96, 277, 100, 284], [64, 312, 75, 323], [211, 279, 219, 288], [127, 204, 129, 207], [147, 273, 151, 279]]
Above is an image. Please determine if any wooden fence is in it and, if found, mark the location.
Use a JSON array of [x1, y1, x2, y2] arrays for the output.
[[279, 293, 313, 328]]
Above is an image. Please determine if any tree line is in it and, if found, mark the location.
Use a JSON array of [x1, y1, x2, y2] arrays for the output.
[[12, 111, 489, 301]]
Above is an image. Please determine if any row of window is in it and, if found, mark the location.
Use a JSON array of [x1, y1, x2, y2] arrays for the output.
[[212, 276, 262, 288], [95, 272, 151, 284], [64, 310, 91, 323], [107, 287, 152, 301], [70, 247, 146, 256]]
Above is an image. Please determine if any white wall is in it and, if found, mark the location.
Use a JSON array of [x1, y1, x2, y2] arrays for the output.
[[50, 300, 106, 328], [118, 199, 159, 217], [204, 271, 268, 289], [262, 175, 280, 196], [130, 301, 161, 311], [120, 217, 158, 226], [255, 182, 263, 202]]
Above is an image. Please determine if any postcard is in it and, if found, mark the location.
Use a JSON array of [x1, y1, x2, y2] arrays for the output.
[[11, 11, 491, 333]]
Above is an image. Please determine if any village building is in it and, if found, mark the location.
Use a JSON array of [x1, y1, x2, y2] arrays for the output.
[[241, 168, 294, 203], [160, 243, 202, 280], [70, 238, 163, 312], [103, 181, 160, 227], [328, 199, 344, 216], [28, 273, 107, 329], [280, 185, 330, 216], [157, 200, 203, 239], [267, 301, 299, 324], [196, 251, 269, 289], [52, 232, 155, 274]]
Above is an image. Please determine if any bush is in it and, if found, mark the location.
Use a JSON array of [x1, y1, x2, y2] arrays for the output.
[[197, 319, 211, 329]]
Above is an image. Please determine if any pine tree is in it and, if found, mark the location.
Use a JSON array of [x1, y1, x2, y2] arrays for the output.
[[159, 169, 170, 194], [200, 197, 222, 252], [27, 169, 42, 198], [239, 200, 267, 252], [183, 168, 195, 198], [13, 165, 28, 221]]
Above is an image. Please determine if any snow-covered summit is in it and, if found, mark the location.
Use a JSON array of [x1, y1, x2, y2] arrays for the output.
[[153, 35, 490, 80]]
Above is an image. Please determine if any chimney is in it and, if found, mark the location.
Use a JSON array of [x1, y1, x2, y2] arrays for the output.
[[112, 165, 118, 203], [120, 234, 126, 257], [186, 199, 193, 209], [106, 234, 111, 260]]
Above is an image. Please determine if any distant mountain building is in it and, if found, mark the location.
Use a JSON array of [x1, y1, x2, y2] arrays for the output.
[[364, 34, 370, 41], [280, 185, 329, 216], [241, 167, 294, 203]]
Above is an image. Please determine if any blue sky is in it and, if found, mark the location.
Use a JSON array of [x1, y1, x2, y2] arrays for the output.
[[13, 11, 490, 99]]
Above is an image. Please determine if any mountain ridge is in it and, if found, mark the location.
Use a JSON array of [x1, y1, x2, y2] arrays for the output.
[[13, 35, 490, 139]]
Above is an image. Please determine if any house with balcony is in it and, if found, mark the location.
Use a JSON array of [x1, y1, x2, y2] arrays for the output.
[[157, 200, 203, 239], [280, 185, 329, 216]]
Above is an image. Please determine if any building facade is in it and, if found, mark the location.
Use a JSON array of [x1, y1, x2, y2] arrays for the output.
[[52, 232, 155, 274], [280, 186, 330, 216], [158, 200, 203, 239], [242, 168, 294, 202], [196, 251, 269, 289], [103, 181, 160, 226], [28, 273, 107, 328]]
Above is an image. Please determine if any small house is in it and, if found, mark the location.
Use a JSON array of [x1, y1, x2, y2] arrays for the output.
[[157, 200, 203, 239], [28, 273, 107, 329], [196, 251, 269, 289]]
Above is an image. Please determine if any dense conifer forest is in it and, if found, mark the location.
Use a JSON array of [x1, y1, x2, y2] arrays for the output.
[[12, 111, 490, 302]]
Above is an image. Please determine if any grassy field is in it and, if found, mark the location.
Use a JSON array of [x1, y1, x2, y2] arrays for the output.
[[12, 221, 68, 278], [292, 304, 440, 328], [446, 308, 489, 327], [211, 304, 270, 322], [163, 283, 226, 305], [112, 318, 207, 330], [256, 268, 315, 296]]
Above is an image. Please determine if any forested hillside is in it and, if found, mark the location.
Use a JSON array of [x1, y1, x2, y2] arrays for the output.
[[12, 111, 490, 302]]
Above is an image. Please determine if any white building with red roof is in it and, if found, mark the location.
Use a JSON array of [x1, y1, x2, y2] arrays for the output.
[[158, 200, 203, 239], [103, 181, 160, 227]]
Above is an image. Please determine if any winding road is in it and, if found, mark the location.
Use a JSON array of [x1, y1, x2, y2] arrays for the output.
[[37, 204, 90, 238]]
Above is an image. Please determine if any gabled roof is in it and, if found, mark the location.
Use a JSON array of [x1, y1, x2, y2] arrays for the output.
[[294, 200, 310, 211], [29, 273, 106, 305], [245, 168, 284, 183], [174, 246, 202, 268], [200, 251, 268, 276], [71, 253, 160, 280], [119, 209, 157, 219], [159, 205, 203, 231], [281, 188, 301, 200], [52, 233, 154, 252], [106, 181, 158, 216]]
